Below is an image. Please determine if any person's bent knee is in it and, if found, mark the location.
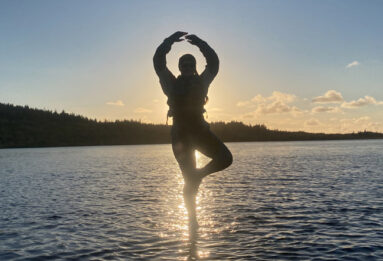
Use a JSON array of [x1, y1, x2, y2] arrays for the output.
[[223, 148, 233, 169], [217, 146, 233, 170]]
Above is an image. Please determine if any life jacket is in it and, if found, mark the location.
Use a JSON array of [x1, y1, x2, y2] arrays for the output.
[[166, 74, 208, 124]]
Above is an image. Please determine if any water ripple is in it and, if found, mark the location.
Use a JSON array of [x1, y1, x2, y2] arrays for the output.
[[1, 140, 383, 260]]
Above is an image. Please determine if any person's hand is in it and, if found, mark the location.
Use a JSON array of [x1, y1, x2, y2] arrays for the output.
[[185, 34, 204, 45], [166, 31, 188, 43]]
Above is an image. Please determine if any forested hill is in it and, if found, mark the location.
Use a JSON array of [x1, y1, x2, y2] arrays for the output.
[[1, 103, 382, 148]]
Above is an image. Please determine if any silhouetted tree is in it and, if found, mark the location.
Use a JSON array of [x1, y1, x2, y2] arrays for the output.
[[0, 103, 382, 148]]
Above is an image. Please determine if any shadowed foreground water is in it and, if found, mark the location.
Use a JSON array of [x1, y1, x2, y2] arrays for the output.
[[1, 140, 383, 260]]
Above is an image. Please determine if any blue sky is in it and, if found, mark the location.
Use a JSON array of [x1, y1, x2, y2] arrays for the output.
[[1, 0, 382, 132]]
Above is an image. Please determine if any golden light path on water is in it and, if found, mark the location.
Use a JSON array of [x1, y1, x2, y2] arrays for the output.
[[157, 150, 220, 260]]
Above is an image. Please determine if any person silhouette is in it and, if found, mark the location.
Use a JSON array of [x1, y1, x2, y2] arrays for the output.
[[153, 31, 233, 229]]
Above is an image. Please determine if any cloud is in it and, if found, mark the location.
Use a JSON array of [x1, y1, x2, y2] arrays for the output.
[[250, 91, 296, 104], [290, 106, 305, 117], [305, 119, 321, 126], [268, 91, 296, 103], [312, 90, 344, 103], [134, 107, 152, 114], [332, 116, 383, 133], [341, 95, 383, 108], [255, 103, 304, 115], [237, 91, 296, 108], [153, 99, 159, 103], [346, 61, 360, 68], [250, 94, 266, 103], [340, 116, 371, 124], [237, 91, 301, 115], [339, 116, 371, 132], [311, 106, 342, 113], [255, 101, 291, 114], [106, 100, 124, 106]]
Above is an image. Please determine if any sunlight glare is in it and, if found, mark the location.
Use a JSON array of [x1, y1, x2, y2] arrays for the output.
[[195, 150, 201, 168]]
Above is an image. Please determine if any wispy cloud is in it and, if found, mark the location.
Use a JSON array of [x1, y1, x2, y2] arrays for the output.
[[305, 119, 321, 126], [255, 101, 295, 114], [312, 90, 344, 103], [235, 89, 383, 133], [268, 91, 296, 103], [340, 116, 371, 124], [106, 100, 124, 106], [237, 91, 300, 115], [237, 91, 296, 106], [339, 116, 372, 132], [250, 94, 266, 103], [134, 107, 152, 114], [342, 95, 383, 108], [346, 61, 360, 68], [311, 106, 342, 114]]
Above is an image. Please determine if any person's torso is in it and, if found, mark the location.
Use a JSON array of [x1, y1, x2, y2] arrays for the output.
[[167, 75, 208, 124]]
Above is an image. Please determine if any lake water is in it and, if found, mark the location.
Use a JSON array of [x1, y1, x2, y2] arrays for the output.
[[1, 140, 383, 260]]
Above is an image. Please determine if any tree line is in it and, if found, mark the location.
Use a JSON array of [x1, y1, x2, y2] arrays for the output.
[[1, 103, 382, 148]]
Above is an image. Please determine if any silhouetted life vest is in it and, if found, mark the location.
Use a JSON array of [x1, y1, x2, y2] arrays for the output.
[[167, 74, 208, 124]]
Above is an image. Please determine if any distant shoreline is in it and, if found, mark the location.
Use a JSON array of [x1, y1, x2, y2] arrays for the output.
[[1, 103, 383, 149], [1, 138, 383, 150]]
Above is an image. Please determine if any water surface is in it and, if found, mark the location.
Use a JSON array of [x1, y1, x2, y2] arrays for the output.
[[1, 140, 383, 260]]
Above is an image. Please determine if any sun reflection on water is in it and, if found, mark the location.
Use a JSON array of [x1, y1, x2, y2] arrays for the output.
[[157, 149, 217, 260]]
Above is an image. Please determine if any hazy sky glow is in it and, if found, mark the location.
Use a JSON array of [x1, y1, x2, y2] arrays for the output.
[[1, 0, 383, 133]]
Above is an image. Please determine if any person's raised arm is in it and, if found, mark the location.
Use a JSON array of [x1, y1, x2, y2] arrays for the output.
[[186, 34, 219, 86], [153, 31, 187, 95]]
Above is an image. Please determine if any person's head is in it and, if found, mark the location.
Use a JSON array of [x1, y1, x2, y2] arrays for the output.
[[179, 54, 197, 76]]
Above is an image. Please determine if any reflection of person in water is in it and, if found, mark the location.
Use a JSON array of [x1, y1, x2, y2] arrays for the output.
[[153, 31, 233, 229]]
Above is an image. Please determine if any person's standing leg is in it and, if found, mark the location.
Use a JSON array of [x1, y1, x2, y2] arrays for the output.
[[171, 128, 200, 228]]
